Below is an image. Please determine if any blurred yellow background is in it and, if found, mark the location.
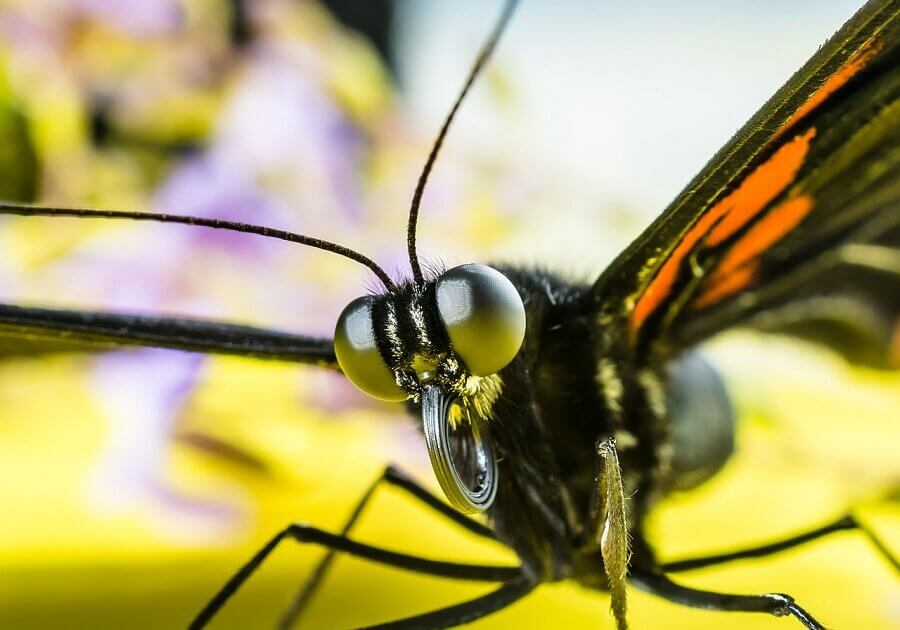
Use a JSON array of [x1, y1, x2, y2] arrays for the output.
[[0, 1, 896, 628]]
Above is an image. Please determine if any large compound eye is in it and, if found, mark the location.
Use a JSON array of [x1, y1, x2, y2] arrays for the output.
[[435, 264, 526, 376], [334, 296, 406, 402]]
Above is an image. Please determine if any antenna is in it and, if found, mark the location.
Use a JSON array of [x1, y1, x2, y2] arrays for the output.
[[406, 0, 519, 283], [0, 202, 396, 289]]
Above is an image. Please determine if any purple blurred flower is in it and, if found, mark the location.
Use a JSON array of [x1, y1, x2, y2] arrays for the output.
[[73, 0, 183, 38], [214, 53, 365, 222], [153, 153, 287, 257], [86, 348, 240, 533]]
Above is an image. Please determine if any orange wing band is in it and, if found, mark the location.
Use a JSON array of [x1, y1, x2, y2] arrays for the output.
[[781, 39, 882, 135], [630, 128, 816, 331], [692, 194, 815, 309]]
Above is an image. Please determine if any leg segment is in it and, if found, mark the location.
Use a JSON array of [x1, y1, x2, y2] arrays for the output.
[[631, 569, 825, 630], [595, 438, 630, 630], [189, 523, 519, 629], [362, 575, 537, 630], [277, 465, 497, 628], [663, 513, 899, 574]]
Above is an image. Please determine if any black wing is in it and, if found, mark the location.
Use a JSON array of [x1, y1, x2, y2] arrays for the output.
[[593, 0, 899, 368], [0, 303, 338, 368]]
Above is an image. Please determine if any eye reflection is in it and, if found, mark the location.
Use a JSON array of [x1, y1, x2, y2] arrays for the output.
[[333, 296, 406, 401], [435, 264, 526, 376]]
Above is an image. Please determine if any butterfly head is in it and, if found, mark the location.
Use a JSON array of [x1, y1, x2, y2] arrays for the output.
[[333, 262, 524, 513], [333, 263, 526, 403]]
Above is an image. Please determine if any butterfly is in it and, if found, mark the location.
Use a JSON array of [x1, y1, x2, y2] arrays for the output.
[[0, 0, 897, 629]]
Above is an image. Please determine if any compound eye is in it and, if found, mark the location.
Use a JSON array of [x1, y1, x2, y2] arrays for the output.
[[334, 296, 406, 402], [435, 264, 526, 376]]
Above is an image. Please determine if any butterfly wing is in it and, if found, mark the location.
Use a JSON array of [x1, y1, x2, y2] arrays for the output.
[[594, 0, 899, 368], [0, 303, 338, 368]]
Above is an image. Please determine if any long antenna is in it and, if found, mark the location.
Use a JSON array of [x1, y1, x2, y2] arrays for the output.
[[406, 0, 519, 283], [0, 202, 396, 289]]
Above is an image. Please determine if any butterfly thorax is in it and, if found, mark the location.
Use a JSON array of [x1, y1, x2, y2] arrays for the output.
[[405, 266, 735, 584], [389, 267, 639, 581]]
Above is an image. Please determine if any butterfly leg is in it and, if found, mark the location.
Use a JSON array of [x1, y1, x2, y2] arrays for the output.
[[589, 438, 630, 630], [277, 465, 496, 628], [189, 522, 519, 629], [361, 574, 537, 630], [663, 513, 899, 573], [630, 568, 825, 629]]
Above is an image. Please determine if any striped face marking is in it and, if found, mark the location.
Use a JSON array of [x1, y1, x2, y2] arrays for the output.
[[336, 265, 526, 402], [630, 128, 816, 331], [382, 286, 448, 373]]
